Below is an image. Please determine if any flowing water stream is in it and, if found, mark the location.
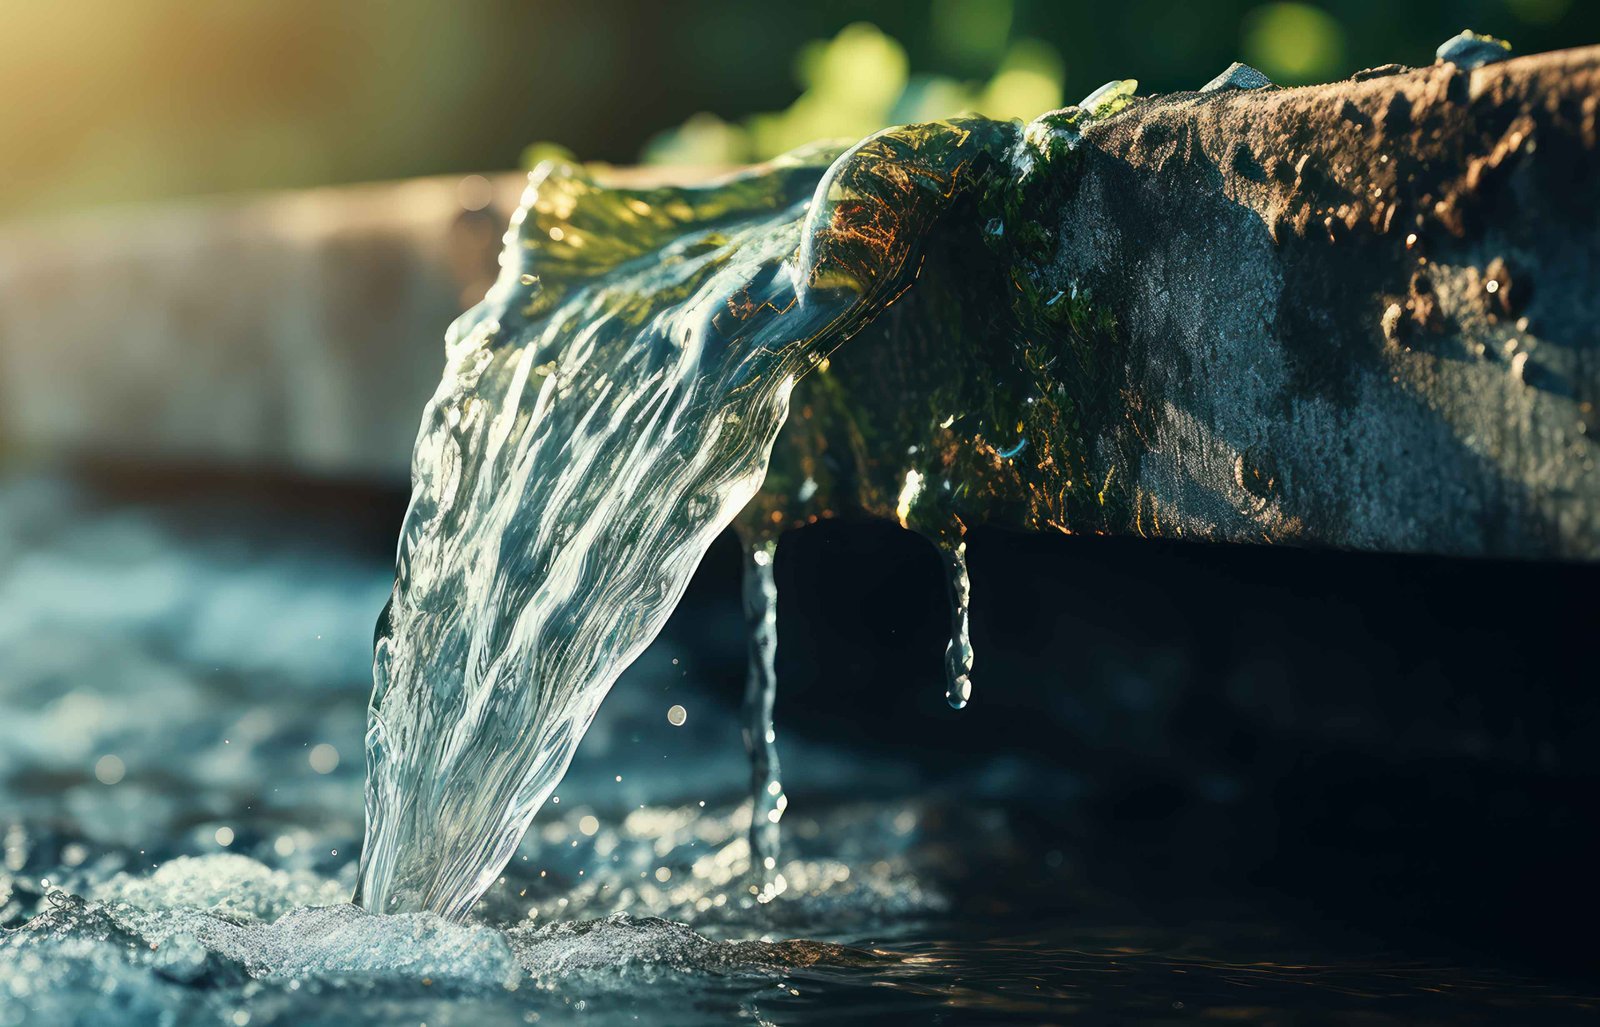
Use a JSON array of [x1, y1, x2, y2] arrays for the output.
[[355, 115, 1028, 919]]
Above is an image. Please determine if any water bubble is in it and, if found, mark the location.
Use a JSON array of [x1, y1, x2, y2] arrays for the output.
[[1435, 29, 1512, 70], [94, 754, 125, 785], [457, 174, 494, 212], [214, 827, 235, 847], [578, 816, 600, 837], [1079, 78, 1138, 116], [308, 744, 340, 774], [667, 704, 687, 726]]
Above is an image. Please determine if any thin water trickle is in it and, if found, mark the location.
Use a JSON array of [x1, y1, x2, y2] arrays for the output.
[[739, 540, 785, 900], [940, 540, 974, 710]]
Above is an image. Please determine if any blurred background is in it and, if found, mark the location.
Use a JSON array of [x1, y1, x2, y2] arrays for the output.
[[0, 2, 1598, 1019], [3, 0, 1597, 220]]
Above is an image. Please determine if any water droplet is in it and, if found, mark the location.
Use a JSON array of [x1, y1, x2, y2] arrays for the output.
[[309, 743, 340, 774], [457, 175, 493, 212], [896, 469, 925, 527], [94, 754, 125, 785]]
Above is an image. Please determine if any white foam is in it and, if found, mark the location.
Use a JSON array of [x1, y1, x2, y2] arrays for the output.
[[93, 854, 348, 921]]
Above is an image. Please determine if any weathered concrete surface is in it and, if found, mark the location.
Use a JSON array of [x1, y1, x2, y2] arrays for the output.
[[749, 47, 1600, 560], [1, 49, 1595, 559]]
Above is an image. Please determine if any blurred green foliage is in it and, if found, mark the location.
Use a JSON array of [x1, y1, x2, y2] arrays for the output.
[[1, 0, 1593, 218], [1242, 3, 1348, 82], [642, 19, 1066, 165]]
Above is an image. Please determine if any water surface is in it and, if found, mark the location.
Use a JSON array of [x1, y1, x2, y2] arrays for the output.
[[0, 474, 1594, 1025]]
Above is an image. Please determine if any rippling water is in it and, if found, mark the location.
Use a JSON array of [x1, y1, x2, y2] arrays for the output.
[[1, 476, 1595, 1025]]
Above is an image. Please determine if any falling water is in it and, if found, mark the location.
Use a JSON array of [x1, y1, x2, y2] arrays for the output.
[[940, 540, 974, 710], [355, 117, 1020, 919], [738, 539, 786, 901]]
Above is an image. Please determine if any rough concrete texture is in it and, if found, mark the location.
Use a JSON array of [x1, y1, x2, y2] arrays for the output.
[[0, 50, 1594, 559], [749, 47, 1600, 560]]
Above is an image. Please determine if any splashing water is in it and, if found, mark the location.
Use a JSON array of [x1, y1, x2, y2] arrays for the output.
[[356, 117, 1021, 919], [2, 471, 1593, 1024]]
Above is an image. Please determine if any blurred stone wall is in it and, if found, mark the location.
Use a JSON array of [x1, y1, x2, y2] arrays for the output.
[[0, 174, 520, 479]]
